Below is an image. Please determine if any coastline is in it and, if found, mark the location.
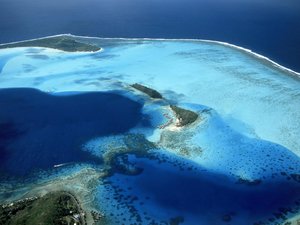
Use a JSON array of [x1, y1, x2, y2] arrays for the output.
[[0, 191, 87, 225], [0, 34, 300, 224], [0, 35, 102, 53], [0, 34, 299, 78]]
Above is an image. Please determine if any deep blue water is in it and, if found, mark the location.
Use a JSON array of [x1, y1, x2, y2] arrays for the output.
[[0, 88, 147, 177], [0, 0, 300, 72], [103, 154, 300, 224]]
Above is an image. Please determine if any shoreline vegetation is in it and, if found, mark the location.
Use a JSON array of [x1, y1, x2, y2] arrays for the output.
[[0, 191, 87, 225], [0, 36, 100, 52], [170, 105, 198, 127], [0, 36, 299, 224], [131, 83, 198, 126], [131, 83, 163, 99], [0, 34, 299, 77]]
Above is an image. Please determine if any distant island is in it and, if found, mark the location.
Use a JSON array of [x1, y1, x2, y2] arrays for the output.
[[131, 83, 163, 99], [0, 36, 101, 52]]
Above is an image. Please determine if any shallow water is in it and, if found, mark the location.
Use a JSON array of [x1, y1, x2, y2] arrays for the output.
[[1, 39, 299, 155], [0, 37, 300, 224], [1, 0, 300, 72]]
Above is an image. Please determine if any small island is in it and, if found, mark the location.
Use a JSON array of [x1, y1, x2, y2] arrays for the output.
[[170, 105, 198, 127], [0, 36, 100, 52], [131, 83, 163, 99]]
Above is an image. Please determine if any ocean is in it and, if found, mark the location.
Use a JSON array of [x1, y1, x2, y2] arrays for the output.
[[1, 32, 300, 223], [0, 88, 147, 176], [0, 0, 300, 72]]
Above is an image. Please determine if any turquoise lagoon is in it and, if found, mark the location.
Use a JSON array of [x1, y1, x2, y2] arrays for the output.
[[0, 36, 300, 224]]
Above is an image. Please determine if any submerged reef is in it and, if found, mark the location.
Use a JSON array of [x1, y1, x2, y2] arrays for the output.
[[0, 36, 100, 52], [100, 134, 157, 176], [236, 177, 262, 186], [1, 36, 300, 225], [0, 192, 86, 225], [131, 83, 163, 99], [291, 174, 300, 183], [0, 88, 146, 176]]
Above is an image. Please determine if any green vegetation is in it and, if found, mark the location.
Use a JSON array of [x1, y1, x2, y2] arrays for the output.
[[170, 105, 198, 126], [0, 192, 86, 225], [0, 36, 100, 52], [131, 83, 163, 99]]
